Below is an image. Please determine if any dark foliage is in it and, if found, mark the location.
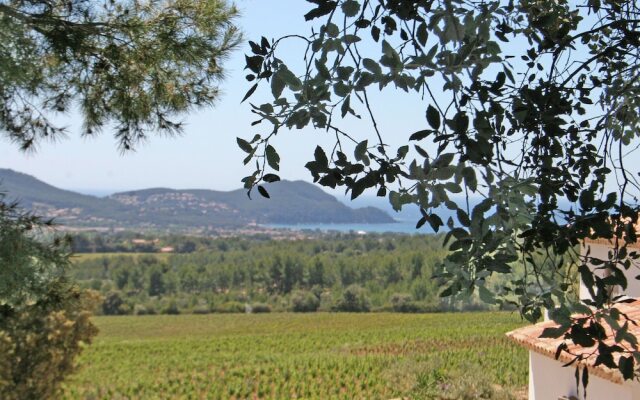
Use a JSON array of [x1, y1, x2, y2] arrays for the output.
[[238, 0, 640, 378]]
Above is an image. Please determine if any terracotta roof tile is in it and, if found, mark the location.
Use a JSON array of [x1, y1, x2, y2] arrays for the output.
[[506, 300, 640, 384]]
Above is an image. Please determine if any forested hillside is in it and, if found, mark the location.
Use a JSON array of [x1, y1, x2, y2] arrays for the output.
[[0, 169, 394, 230]]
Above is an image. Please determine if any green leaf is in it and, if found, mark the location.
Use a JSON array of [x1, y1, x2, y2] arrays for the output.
[[409, 130, 431, 141], [580, 189, 595, 210], [315, 59, 331, 80], [478, 285, 495, 304], [266, 145, 280, 171], [351, 180, 366, 200], [245, 55, 263, 74], [341, 95, 351, 117], [503, 65, 515, 84], [257, 185, 270, 198], [355, 72, 376, 90], [326, 22, 340, 38], [433, 153, 455, 168], [314, 146, 329, 169], [554, 342, 568, 360], [237, 137, 253, 153], [619, 356, 634, 380], [462, 167, 477, 192], [341, 0, 360, 17], [354, 140, 368, 161], [280, 68, 302, 91], [343, 34, 361, 44], [380, 40, 402, 72], [579, 264, 595, 299], [435, 166, 456, 180], [396, 145, 409, 159], [261, 36, 270, 49], [242, 83, 258, 103], [582, 366, 589, 392], [428, 214, 444, 232], [444, 182, 462, 193], [271, 72, 286, 99], [440, 285, 453, 297], [258, 103, 274, 114], [417, 22, 428, 47], [426, 105, 440, 130], [362, 58, 382, 75], [336, 66, 354, 80], [491, 72, 506, 92], [333, 81, 351, 97], [456, 208, 470, 227], [415, 145, 429, 158], [305, 2, 337, 21], [370, 25, 380, 41], [243, 153, 253, 165], [426, 44, 438, 61], [389, 191, 402, 212], [262, 173, 280, 183]]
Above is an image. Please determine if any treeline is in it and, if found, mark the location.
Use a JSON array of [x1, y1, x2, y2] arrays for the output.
[[69, 231, 219, 254], [71, 233, 495, 315]]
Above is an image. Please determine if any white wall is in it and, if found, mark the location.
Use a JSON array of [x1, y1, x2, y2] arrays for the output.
[[529, 352, 635, 400]]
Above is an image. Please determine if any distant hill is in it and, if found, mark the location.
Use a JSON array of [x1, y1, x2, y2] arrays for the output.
[[0, 169, 394, 230]]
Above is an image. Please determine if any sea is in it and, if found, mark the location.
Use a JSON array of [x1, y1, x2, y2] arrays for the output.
[[265, 195, 458, 235], [266, 219, 425, 234]]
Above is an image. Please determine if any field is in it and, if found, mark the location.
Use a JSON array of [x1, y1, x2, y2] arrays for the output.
[[63, 312, 528, 399]]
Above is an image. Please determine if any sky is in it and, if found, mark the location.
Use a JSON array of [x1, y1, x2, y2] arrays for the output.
[[3, 1, 630, 205], [0, 0, 427, 196]]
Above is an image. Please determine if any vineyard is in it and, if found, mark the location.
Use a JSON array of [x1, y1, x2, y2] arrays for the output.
[[63, 312, 528, 399]]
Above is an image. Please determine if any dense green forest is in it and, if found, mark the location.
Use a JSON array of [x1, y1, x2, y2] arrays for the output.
[[70, 233, 498, 315]]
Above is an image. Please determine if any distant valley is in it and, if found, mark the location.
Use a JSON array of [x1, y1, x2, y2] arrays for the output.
[[0, 169, 394, 232]]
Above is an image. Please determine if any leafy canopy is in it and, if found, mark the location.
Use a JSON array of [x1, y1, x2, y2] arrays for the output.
[[0, 1, 240, 395], [240, 0, 640, 379], [0, 194, 99, 398], [0, 195, 69, 307], [0, 0, 240, 151]]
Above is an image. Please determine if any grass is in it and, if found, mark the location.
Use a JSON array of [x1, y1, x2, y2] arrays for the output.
[[63, 312, 528, 399]]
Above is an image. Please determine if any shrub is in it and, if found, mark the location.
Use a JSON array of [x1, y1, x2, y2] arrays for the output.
[[133, 304, 156, 315], [191, 299, 210, 314], [290, 290, 320, 312], [102, 291, 127, 315], [215, 301, 246, 314], [192, 306, 210, 314], [268, 295, 289, 312], [0, 288, 100, 399], [332, 285, 370, 312], [390, 293, 421, 313], [161, 300, 180, 315], [318, 291, 334, 311], [0, 190, 99, 399], [250, 303, 271, 313]]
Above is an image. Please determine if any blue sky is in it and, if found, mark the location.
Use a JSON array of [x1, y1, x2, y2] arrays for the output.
[[0, 0, 427, 196], [3, 1, 625, 207]]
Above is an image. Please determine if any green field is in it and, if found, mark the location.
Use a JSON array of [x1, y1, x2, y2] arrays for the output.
[[63, 312, 528, 399]]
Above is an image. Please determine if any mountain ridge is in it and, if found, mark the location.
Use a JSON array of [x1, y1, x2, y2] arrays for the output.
[[0, 169, 395, 230]]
